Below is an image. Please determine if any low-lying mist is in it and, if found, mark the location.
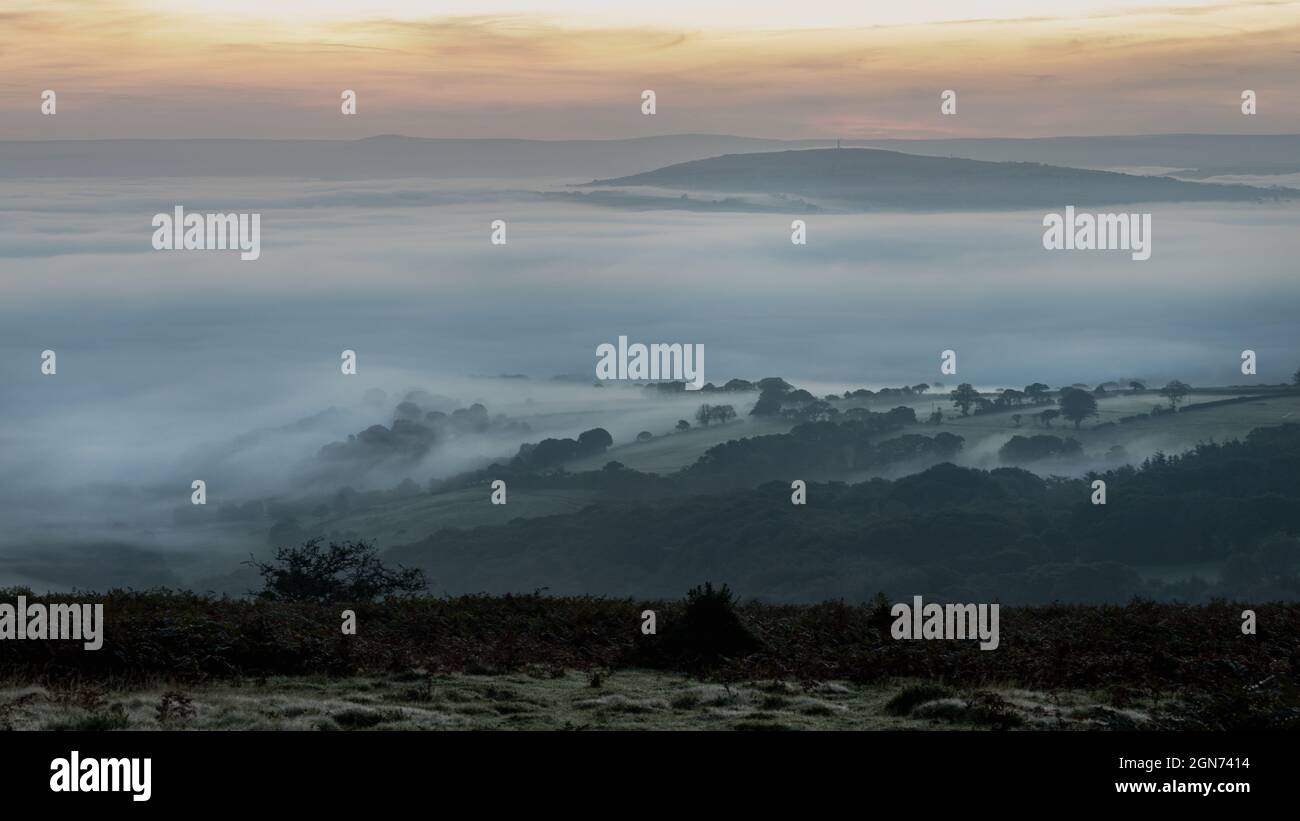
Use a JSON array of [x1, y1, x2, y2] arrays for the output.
[[3, 177, 1298, 592]]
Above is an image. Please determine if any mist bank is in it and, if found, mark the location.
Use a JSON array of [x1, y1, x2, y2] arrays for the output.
[[3, 176, 1299, 595], [4, 179, 1297, 388]]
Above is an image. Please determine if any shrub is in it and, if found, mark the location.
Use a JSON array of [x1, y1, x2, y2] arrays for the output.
[[884, 683, 955, 716], [658, 582, 763, 670], [998, 435, 1082, 464], [246, 538, 427, 604], [156, 690, 196, 725], [963, 691, 1025, 729]]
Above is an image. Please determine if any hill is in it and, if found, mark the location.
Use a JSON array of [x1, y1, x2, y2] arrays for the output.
[[9, 133, 1300, 181], [384, 423, 1300, 603], [586, 148, 1296, 210]]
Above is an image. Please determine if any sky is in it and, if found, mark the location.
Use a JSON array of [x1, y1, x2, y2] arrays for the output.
[[3, 0, 1299, 139]]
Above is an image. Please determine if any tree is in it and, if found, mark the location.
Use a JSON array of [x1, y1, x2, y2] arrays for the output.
[[999, 434, 1082, 464], [450, 402, 489, 432], [928, 407, 943, 425], [1128, 380, 1145, 393], [949, 383, 980, 417], [932, 431, 964, 458], [1011, 413, 1022, 428], [636, 430, 653, 441], [695, 404, 714, 426], [749, 390, 783, 416], [523, 437, 580, 468], [755, 377, 793, 395], [997, 389, 1025, 407], [709, 404, 737, 424], [784, 400, 835, 422], [676, 419, 691, 431], [1037, 409, 1060, 428], [911, 383, 930, 395], [1292, 368, 1300, 387], [246, 538, 426, 603], [577, 427, 613, 454], [394, 400, 422, 420], [1024, 383, 1051, 404], [1058, 387, 1099, 429], [1159, 380, 1191, 411]]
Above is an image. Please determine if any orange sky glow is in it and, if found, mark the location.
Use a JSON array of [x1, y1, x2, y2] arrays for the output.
[[3, 0, 1298, 138]]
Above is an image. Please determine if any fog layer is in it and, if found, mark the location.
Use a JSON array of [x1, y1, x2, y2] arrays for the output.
[[2, 177, 1297, 590]]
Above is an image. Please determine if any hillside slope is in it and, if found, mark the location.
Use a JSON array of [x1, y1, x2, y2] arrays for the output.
[[587, 148, 1296, 210]]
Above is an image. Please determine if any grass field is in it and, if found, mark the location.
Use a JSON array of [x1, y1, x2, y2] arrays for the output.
[[154, 389, 1300, 593], [570, 391, 1300, 479], [3, 593, 1294, 731], [566, 415, 793, 474], [890, 391, 1300, 472], [0, 671, 1157, 731]]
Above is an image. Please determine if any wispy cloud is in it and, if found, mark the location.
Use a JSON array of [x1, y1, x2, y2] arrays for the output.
[[2, 1, 1299, 138]]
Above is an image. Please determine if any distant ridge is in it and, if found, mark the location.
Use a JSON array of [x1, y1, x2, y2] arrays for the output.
[[4, 133, 1300, 180], [585, 148, 1297, 211], [849, 133, 1300, 175], [0, 135, 799, 180]]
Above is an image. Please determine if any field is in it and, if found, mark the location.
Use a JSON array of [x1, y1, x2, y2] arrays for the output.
[[566, 414, 793, 474], [0, 671, 1156, 731], [927, 391, 1300, 453], [146, 389, 1300, 596], [3, 591, 1296, 731], [566, 390, 1300, 480]]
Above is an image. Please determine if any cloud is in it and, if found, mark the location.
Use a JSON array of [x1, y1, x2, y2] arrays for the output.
[[4, 2, 1300, 138], [2, 175, 1298, 590]]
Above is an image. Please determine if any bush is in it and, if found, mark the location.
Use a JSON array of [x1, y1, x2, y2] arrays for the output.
[[659, 582, 763, 670], [884, 683, 956, 716], [155, 690, 196, 725], [998, 435, 1082, 464], [247, 538, 427, 604]]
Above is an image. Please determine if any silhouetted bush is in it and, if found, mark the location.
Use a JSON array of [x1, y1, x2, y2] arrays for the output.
[[247, 538, 427, 604], [658, 582, 763, 670], [884, 683, 955, 716]]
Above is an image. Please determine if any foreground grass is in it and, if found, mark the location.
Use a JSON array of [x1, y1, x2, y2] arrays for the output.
[[3, 592, 1295, 729], [0, 670, 1160, 731]]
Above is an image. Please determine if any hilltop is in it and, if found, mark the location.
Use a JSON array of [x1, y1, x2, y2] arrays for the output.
[[586, 148, 1296, 211]]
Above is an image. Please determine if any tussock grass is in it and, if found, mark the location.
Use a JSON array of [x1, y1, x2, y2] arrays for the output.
[[0, 671, 1157, 731]]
